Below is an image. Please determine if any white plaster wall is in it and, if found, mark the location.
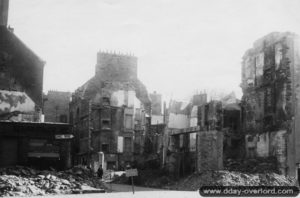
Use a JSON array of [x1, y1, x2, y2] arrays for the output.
[[190, 106, 198, 117], [128, 90, 135, 107], [111, 90, 125, 107], [190, 106, 198, 127], [0, 90, 35, 113], [168, 113, 189, 129], [190, 118, 198, 127], [111, 90, 141, 109], [117, 136, 124, 153], [151, 115, 164, 125], [256, 132, 269, 157]]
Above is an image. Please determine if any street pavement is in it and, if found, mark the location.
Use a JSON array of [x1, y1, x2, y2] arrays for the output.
[[10, 184, 200, 198], [105, 183, 165, 192]]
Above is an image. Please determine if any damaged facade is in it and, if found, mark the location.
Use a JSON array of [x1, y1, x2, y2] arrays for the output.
[[43, 90, 71, 123], [0, 0, 44, 122], [0, 0, 73, 170], [164, 95, 222, 177], [160, 93, 240, 177], [241, 32, 300, 176], [70, 52, 151, 171], [142, 92, 166, 167]]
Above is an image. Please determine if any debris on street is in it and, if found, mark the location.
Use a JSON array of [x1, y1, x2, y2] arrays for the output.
[[0, 166, 107, 197], [168, 171, 296, 191], [224, 157, 279, 174]]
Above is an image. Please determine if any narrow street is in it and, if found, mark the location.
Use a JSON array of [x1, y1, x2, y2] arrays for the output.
[[105, 183, 165, 192], [12, 184, 199, 198], [37, 191, 198, 198]]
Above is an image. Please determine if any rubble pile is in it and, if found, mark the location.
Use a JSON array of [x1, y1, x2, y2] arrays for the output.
[[0, 166, 106, 197], [169, 170, 296, 191], [224, 157, 279, 174]]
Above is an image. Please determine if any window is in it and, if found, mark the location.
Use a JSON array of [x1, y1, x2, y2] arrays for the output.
[[255, 53, 264, 77], [59, 114, 67, 123], [107, 162, 116, 170], [102, 144, 109, 153], [124, 137, 132, 153], [125, 115, 133, 129], [101, 119, 111, 130], [76, 108, 80, 122], [102, 97, 110, 106], [117, 136, 124, 153], [69, 112, 73, 124], [275, 44, 283, 70]]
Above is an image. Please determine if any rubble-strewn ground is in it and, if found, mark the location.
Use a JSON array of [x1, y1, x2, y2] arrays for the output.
[[0, 166, 107, 197], [166, 157, 296, 191], [224, 157, 279, 174], [113, 157, 296, 191], [167, 171, 296, 191], [114, 169, 295, 191]]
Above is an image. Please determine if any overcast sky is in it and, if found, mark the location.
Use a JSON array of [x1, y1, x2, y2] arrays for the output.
[[8, 0, 300, 101]]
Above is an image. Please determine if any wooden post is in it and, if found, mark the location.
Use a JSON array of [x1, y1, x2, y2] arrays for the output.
[[125, 168, 138, 194], [131, 176, 135, 194], [110, 172, 112, 191]]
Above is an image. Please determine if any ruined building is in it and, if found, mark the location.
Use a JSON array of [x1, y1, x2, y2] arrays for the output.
[[70, 52, 151, 171], [0, 0, 73, 169], [43, 90, 71, 123], [241, 32, 300, 176], [167, 96, 223, 177], [143, 92, 166, 167], [149, 91, 164, 124], [0, 1, 44, 122], [160, 92, 241, 178]]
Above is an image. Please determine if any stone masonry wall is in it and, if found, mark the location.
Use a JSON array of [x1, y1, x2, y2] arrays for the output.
[[197, 130, 223, 172], [95, 52, 137, 82]]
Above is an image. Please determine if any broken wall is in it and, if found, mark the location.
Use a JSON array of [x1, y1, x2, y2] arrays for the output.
[[150, 92, 162, 115], [0, 90, 40, 121], [168, 113, 189, 129], [197, 130, 223, 172], [241, 32, 300, 176], [0, 27, 45, 107], [43, 91, 71, 123]]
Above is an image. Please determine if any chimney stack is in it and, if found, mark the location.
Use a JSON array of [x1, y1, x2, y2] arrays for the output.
[[0, 0, 9, 27]]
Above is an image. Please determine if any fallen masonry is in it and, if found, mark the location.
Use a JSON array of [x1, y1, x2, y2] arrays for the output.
[[167, 171, 296, 191], [0, 166, 107, 197]]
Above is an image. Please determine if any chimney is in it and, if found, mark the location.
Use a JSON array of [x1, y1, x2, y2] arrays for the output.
[[0, 0, 9, 27]]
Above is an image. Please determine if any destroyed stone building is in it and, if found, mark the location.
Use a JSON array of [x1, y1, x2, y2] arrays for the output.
[[156, 92, 242, 178], [149, 91, 164, 125], [0, 0, 73, 170], [241, 32, 300, 176], [70, 52, 151, 171], [43, 90, 71, 123], [142, 92, 166, 167]]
